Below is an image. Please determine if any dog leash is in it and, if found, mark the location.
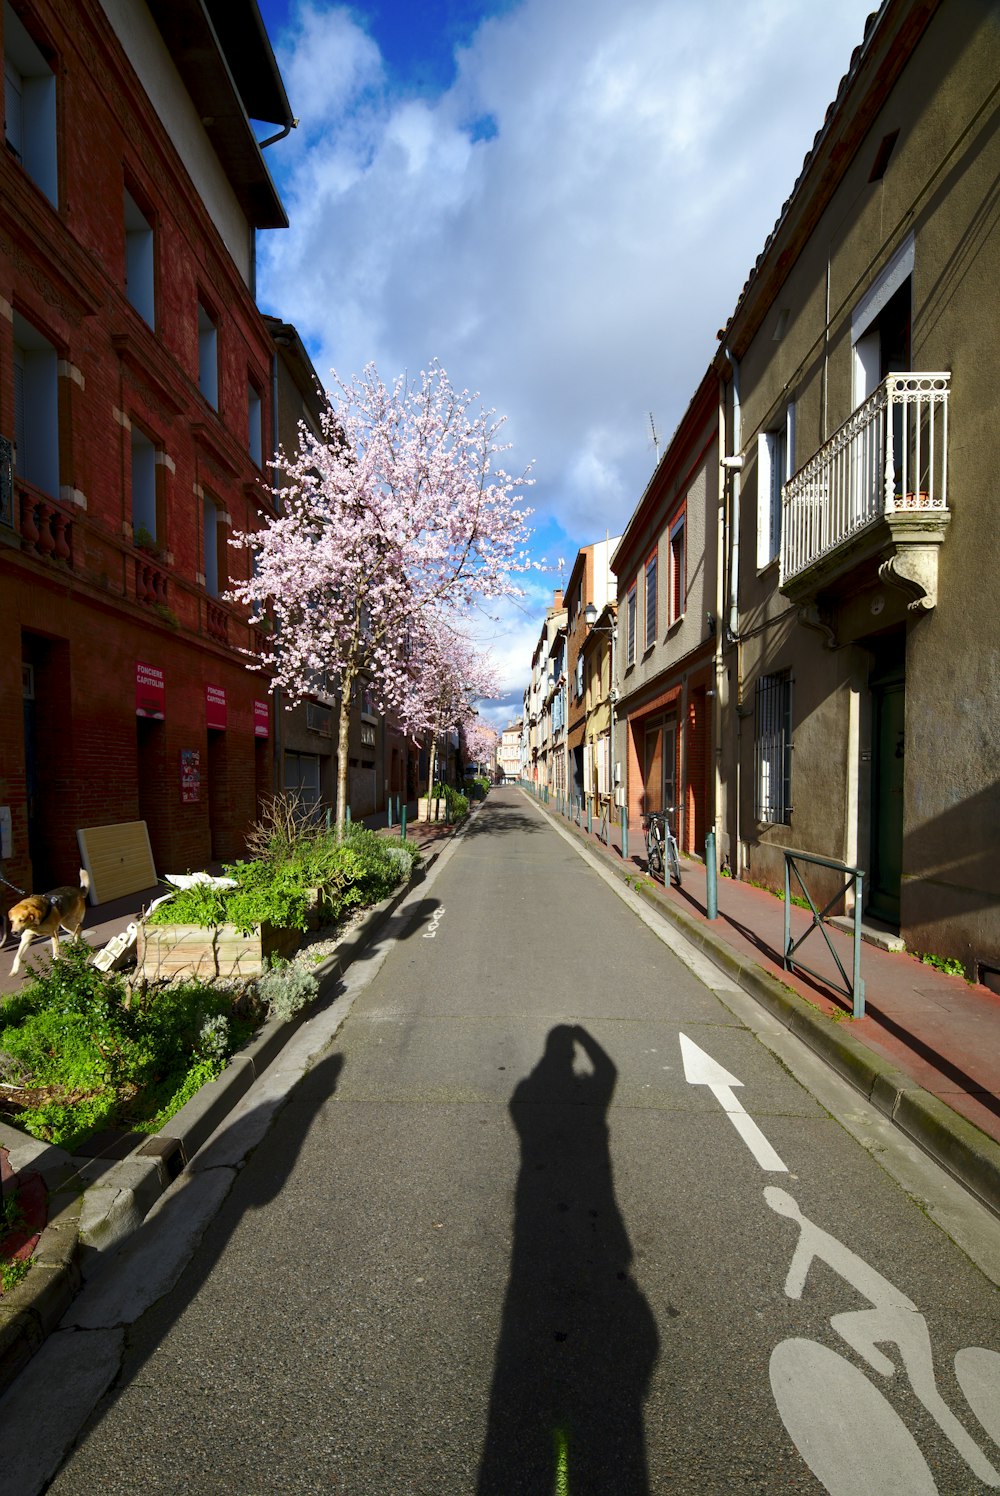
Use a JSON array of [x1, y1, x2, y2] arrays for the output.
[[0, 872, 26, 897]]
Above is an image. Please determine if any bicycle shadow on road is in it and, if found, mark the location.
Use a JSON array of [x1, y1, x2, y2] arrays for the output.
[[477, 1025, 659, 1495]]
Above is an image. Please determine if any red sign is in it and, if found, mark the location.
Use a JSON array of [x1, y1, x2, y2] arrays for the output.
[[181, 749, 200, 803], [206, 683, 227, 730], [136, 661, 165, 719], [254, 699, 270, 738]]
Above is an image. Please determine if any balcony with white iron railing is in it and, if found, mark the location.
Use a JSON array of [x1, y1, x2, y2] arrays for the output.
[[780, 373, 951, 610]]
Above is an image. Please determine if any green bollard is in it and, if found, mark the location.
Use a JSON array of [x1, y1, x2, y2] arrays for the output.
[[387, 797, 394, 830], [621, 806, 628, 862], [706, 829, 718, 919], [345, 805, 351, 830], [401, 803, 407, 841]]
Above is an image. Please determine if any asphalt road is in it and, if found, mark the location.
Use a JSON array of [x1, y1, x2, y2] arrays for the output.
[[12, 789, 1000, 1493]]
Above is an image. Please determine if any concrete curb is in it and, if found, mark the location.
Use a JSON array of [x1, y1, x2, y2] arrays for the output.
[[0, 829, 455, 1397], [531, 793, 1000, 1219]]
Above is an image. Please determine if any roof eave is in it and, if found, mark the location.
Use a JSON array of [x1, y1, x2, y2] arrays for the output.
[[147, 0, 289, 230]]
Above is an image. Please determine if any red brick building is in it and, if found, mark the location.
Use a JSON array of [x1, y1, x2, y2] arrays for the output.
[[0, 0, 293, 890]]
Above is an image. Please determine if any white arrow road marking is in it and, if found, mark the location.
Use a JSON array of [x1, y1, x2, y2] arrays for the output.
[[679, 1033, 788, 1173]]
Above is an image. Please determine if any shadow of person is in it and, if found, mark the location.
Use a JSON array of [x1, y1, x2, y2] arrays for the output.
[[478, 1025, 659, 1495]]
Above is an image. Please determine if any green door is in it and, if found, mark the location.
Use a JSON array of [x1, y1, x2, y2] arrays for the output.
[[869, 674, 905, 925]]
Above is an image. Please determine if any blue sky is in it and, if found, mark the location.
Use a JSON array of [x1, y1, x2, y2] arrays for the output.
[[253, 0, 877, 729]]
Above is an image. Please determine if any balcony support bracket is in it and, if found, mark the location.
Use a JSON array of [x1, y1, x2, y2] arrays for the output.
[[796, 602, 840, 649], [877, 511, 951, 612]]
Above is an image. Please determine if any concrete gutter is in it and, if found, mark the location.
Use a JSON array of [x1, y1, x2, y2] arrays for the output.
[[0, 832, 452, 1396], [535, 797, 1000, 1220]]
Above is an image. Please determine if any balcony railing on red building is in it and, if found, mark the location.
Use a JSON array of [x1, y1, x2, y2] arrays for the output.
[[135, 555, 170, 607], [17, 483, 75, 567], [205, 600, 229, 643]]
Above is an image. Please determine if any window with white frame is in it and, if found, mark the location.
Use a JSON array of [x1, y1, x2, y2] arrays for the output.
[[754, 671, 792, 823], [247, 379, 263, 466], [131, 425, 158, 544], [757, 404, 795, 569], [626, 581, 637, 666], [124, 187, 154, 327], [575, 652, 584, 701], [197, 301, 218, 408], [644, 548, 657, 649], [4, 3, 57, 206], [12, 310, 59, 495], [669, 512, 686, 623]]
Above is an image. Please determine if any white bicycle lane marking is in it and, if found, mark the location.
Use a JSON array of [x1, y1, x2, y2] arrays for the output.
[[422, 905, 445, 939], [678, 1033, 1000, 1492], [766, 1186, 1000, 1493]]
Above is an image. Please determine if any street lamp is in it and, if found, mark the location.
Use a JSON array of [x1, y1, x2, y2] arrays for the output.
[[583, 602, 618, 822]]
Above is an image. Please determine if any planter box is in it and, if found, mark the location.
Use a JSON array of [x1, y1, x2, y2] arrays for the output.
[[418, 797, 446, 823], [136, 921, 301, 981]]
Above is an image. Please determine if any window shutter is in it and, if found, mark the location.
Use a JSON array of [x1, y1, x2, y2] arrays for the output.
[[756, 433, 771, 570]]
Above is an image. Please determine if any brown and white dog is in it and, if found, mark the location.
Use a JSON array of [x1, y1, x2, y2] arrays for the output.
[[9, 870, 90, 975]]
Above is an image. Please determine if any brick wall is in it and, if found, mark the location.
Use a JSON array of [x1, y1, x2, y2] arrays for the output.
[[0, 0, 280, 896]]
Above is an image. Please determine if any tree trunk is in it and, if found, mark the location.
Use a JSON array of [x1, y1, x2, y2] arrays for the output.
[[426, 731, 438, 802], [335, 673, 353, 839]]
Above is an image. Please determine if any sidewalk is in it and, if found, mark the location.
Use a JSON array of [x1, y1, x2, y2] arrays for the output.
[[528, 791, 1000, 1211]]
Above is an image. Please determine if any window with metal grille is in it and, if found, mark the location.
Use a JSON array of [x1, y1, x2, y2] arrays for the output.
[[755, 672, 792, 822], [306, 703, 332, 736]]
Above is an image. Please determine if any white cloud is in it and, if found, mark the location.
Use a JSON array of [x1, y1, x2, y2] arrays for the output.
[[259, 0, 874, 693]]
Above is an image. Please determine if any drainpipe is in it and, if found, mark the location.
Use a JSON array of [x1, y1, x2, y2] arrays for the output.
[[714, 384, 726, 865], [723, 349, 744, 876], [259, 119, 299, 149], [724, 348, 743, 642], [270, 349, 283, 793]]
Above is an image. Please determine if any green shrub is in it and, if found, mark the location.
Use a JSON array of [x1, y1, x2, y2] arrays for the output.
[[257, 959, 319, 1022], [432, 783, 469, 820], [145, 826, 412, 933], [919, 951, 967, 978], [0, 948, 257, 1149], [146, 880, 228, 928]]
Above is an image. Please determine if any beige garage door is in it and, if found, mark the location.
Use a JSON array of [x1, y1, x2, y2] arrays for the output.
[[77, 821, 157, 904]]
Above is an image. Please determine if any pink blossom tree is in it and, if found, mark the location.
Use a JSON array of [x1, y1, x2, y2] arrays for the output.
[[463, 720, 499, 776], [392, 622, 501, 802], [229, 362, 531, 831]]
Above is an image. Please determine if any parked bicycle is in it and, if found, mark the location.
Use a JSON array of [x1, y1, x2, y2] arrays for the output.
[[641, 808, 681, 888]]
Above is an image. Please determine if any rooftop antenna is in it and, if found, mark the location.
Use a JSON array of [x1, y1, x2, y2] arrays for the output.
[[649, 411, 660, 465]]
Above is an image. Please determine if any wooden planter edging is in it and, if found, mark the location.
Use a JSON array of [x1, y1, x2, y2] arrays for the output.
[[136, 921, 301, 981]]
